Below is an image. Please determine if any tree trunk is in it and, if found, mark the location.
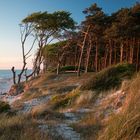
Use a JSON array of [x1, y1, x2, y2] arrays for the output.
[[126, 39, 129, 62], [109, 40, 112, 66], [77, 25, 90, 76], [120, 43, 123, 63], [129, 39, 135, 64], [11, 67, 16, 84], [57, 61, 60, 75], [136, 41, 140, 71], [114, 46, 117, 64], [85, 36, 92, 73], [43, 58, 47, 73], [74, 46, 78, 72], [95, 39, 98, 72], [104, 45, 108, 68], [17, 41, 27, 84]]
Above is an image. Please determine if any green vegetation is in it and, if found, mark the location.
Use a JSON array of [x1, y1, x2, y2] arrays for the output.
[[59, 66, 88, 72], [60, 66, 78, 71], [43, 41, 67, 58], [0, 101, 10, 113], [81, 63, 135, 92], [50, 89, 81, 109]]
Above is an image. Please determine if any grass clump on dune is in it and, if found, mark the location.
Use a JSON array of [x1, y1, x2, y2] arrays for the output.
[[0, 101, 10, 113], [81, 63, 135, 92], [0, 114, 49, 140], [50, 89, 81, 110], [98, 74, 140, 140], [72, 114, 101, 140]]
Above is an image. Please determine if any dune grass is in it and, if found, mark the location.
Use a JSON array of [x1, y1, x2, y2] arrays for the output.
[[72, 113, 101, 140], [50, 89, 81, 110], [98, 74, 140, 140], [0, 114, 49, 140], [8, 66, 138, 140], [81, 63, 135, 92]]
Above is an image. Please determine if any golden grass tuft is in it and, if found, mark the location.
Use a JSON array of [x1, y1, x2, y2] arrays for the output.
[[72, 113, 101, 140], [98, 74, 140, 140], [49, 88, 81, 110], [0, 114, 49, 140], [75, 90, 95, 106]]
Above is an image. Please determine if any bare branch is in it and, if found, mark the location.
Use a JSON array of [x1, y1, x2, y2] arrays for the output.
[[25, 37, 37, 57], [25, 54, 32, 60]]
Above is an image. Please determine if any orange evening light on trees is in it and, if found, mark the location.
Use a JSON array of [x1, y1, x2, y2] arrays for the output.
[[0, 1, 139, 139]]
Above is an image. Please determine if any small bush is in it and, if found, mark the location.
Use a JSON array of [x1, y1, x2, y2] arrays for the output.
[[0, 101, 10, 113], [81, 63, 135, 92]]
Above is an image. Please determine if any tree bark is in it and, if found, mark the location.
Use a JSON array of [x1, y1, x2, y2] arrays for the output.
[[129, 39, 135, 64], [11, 67, 16, 84], [77, 25, 90, 76], [95, 39, 98, 72], [104, 45, 108, 68], [120, 42, 124, 63], [85, 36, 92, 73], [136, 41, 140, 71], [109, 40, 112, 66], [57, 61, 60, 75]]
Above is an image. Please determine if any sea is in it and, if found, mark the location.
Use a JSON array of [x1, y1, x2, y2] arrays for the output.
[[0, 70, 32, 94]]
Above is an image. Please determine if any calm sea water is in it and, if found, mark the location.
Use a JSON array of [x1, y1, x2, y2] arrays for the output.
[[0, 70, 32, 93]]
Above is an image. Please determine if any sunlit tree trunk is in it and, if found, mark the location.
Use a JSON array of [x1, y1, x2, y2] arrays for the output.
[[129, 38, 135, 64], [77, 25, 90, 76], [85, 36, 92, 73], [95, 39, 98, 72]]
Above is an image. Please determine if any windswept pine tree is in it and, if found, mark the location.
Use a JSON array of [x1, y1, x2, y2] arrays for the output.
[[11, 10, 76, 87], [41, 2, 140, 74], [22, 11, 75, 77], [12, 2, 139, 80]]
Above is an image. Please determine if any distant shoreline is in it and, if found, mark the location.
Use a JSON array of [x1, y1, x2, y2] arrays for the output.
[[0, 69, 32, 94]]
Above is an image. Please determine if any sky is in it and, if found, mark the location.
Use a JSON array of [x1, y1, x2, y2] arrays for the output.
[[0, 0, 139, 69]]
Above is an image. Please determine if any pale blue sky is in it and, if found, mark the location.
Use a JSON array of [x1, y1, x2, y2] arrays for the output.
[[0, 0, 138, 69]]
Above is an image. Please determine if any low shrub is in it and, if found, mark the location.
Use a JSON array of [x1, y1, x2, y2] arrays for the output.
[[51, 65, 87, 72], [60, 66, 78, 71], [0, 101, 10, 113]]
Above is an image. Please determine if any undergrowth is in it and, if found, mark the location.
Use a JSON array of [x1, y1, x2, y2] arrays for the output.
[[0, 101, 10, 113]]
